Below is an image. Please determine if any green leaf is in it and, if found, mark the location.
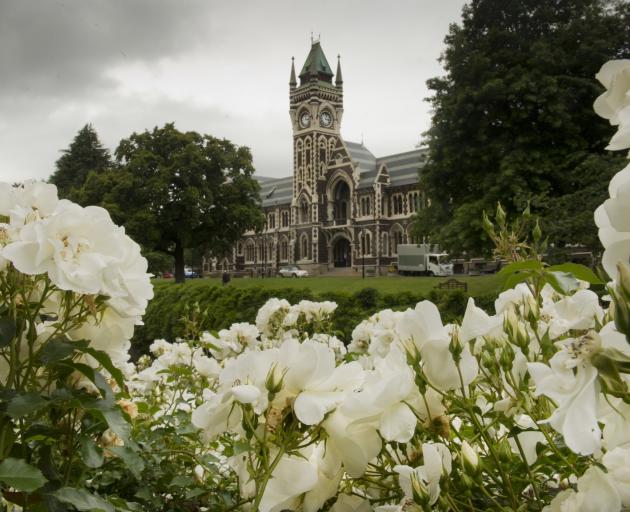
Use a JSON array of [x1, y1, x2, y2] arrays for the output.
[[170, 475, 194, 488], [0, 457, 48, 491], [498, 260, 543, 277], [547, 263, 604, 285], [502, 271, 533, 291], [6, 393, 48, 419], [545, 271, 580, 295], [185, 488, 205, 499], [81, 398, 133, 446], [22, 424, 60, 443], [107, 496, 143, 511], [60, 361, 114, 401], [77, 346, 125, 392], [79, 437, 104, 469], [52, 487, 114, 512], [38, 338, 77, 364], [0, 317, 16, 348], [106, 445, 145, 480], [0, 416, 16, 459]]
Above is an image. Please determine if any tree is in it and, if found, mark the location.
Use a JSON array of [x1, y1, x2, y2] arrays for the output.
[[412, 0, 630, 255], [49, 124, 112, 202], [83, 123, 264, 283]]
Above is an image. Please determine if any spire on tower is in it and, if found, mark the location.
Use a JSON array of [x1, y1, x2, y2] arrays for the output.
[[335, 54, 343, 88], [289, 57, 297, 88]]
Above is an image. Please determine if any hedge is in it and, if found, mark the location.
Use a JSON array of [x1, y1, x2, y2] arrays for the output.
[[131, 283, 496, 359]]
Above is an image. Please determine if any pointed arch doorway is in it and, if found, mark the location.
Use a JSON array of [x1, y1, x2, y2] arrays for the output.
[[333, 237, 351, 267]]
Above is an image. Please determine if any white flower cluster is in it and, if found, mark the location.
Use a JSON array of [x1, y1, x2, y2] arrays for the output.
[[594, 60, 630, 283], [67, 59, 630, 511], [255, 298, 338, 342], [113, 261, 630, 512], [594, 60, 630, 152], [0, 181, 153, 371], [176, 274, 630, 512]]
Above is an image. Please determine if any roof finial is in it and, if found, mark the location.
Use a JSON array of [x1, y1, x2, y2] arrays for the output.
[[335, 54, 343, 88], [310, 31, 314, 44], [289, 56, 297, 88], [361, 133, 364, 145]]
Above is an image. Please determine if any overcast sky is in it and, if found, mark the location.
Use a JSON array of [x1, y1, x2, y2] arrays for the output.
[[0, 0, 467, 183]]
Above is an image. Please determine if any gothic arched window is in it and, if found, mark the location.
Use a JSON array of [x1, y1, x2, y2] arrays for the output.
[[408, 191, 421, 213], [381, 232, 389, 257], [360, 231, 372, 256], [299, 233, 309, 260], [280, 237, 288, 261], [300, 199, 309, 224], [391, 226, 404, 255], [245, 240, 255, 262]]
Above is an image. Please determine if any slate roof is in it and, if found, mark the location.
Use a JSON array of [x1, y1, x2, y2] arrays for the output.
[[344, 141, 425, 189], [256, 175, 293, 207], [344, 141, 377, 189], [376, 148, 426, 187], [254, 143, 424, 207]]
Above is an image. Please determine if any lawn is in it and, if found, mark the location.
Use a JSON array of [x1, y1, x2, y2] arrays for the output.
[[154, 274, 502, 297]]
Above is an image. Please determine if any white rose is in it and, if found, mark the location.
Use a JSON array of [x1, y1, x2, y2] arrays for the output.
[[594, 59, 630, 151]]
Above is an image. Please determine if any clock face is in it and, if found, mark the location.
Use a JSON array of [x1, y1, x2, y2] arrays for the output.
[[320, 111, 332, 128], [299, 112, 311, 128]]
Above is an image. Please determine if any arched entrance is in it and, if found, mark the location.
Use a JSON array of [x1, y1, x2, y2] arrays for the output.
[[333, 237, 351, 267], [332, 180, 350, 224]]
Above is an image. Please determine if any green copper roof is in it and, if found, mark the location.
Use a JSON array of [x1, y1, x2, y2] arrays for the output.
[[299, 41, 334, 83]]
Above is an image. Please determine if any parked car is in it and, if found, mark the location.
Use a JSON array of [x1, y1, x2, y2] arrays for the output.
[[184, 267, 200, 278], [278, 265, 309, 278], [162, 271, 174, 279]]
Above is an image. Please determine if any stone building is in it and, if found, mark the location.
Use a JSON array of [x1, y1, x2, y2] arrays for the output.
[[231, 41, 427, 275]]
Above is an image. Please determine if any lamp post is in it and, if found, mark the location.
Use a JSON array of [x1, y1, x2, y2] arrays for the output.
[[362, 233, 365, 279], [263, 235, 266, 278]]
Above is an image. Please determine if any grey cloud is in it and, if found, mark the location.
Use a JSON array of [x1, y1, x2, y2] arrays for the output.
[[0, 92, 290, 183], [0, 0, 467, 183], [0, 0, 212, 98]]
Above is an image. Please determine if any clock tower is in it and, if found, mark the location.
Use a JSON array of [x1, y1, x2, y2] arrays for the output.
[[289, 40, 344, 264]]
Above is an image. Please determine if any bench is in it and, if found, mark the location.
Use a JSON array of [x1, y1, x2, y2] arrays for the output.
[[436, 278, 468, 292]]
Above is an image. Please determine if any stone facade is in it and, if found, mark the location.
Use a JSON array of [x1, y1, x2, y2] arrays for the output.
[[231, 41, 427, 276]]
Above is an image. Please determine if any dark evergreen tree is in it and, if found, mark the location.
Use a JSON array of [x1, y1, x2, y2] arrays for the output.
[[81, 123, 265, 282], [49, 124, 112, 202], [412, 0, 630, 255]]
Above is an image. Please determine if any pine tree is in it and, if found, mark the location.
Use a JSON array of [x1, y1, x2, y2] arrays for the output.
[[50, 124, 112, 202], [413, 0, 630, 255]]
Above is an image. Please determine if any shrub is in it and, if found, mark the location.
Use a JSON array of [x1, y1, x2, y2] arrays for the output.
[[131, 283, 488, 358]]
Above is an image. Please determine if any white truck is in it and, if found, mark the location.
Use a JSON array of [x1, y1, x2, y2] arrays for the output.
[[397, 244, 454, 276]]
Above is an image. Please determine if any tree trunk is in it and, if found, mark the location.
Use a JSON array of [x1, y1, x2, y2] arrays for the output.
[[174, 240, 185, 284]]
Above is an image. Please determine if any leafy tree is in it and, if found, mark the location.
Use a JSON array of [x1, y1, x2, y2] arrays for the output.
[[49, 124, 112, 202], [82, 123, 264, 282], [412, 0, 630, 256]]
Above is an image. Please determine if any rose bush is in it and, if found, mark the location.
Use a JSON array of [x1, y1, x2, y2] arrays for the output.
[[0, 181, 153, 510], [1, 59, 630, 511]]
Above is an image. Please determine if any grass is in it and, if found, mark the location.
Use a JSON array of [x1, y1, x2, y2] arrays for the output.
[[154, 274, 502, 297]]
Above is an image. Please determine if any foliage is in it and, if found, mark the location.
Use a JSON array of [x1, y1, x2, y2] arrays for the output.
[[0, 181, 152, 511], [49, 124, 112, 203], [142, 250, 174, 276], [136, 264, 629, 511], [131, 283, 493, 359], [80, 123, 265, 283], [412, 0, 630, 255], [157, 274, 502, 296]]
